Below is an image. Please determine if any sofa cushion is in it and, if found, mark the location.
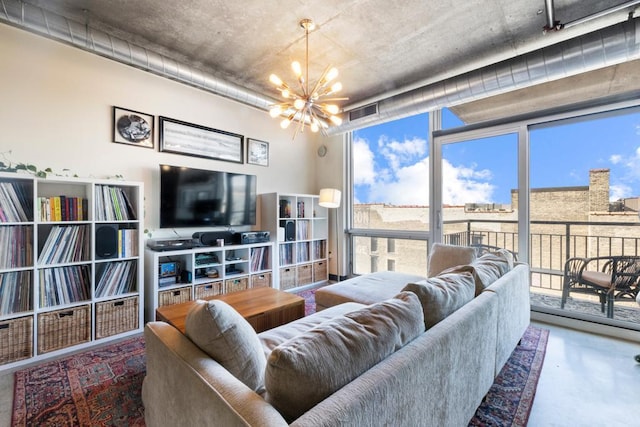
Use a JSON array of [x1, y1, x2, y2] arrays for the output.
[[427, 243, 477, 277], [441, 249, 514, 296], [185, 299, 266, 393], [402, 272, 475, 329], [314, 271, 426, 310], [264, 292, 424, 422]]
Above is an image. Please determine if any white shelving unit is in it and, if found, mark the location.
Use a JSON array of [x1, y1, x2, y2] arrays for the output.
[[260, 192, 328, 290], [144, 242, 273, 322], [0, 172, 143, 370]]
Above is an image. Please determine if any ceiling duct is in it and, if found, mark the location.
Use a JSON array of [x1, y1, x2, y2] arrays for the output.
[[349, 103, 379, 121], [0, 0, 275, 111], [329, 16, 640, 135]]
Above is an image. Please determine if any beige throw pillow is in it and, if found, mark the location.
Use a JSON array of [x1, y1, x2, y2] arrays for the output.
[[427, 243, 477, 277], [264, 292, 424, 422], [185, 299, 266, 392], [402, 272, 475, 329]]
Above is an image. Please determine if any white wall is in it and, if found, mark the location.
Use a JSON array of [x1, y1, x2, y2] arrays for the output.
[[0, 23, 339, 238]]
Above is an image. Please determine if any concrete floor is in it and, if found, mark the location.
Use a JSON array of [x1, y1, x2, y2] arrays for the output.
[[0, 321, 638, 426]]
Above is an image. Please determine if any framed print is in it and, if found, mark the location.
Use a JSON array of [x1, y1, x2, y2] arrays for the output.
[[247, 138, 269, 166], [159, 116, 243, 163], [112, 106, 154, 148]]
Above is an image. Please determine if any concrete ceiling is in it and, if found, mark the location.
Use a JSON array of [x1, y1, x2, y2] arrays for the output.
[[13, 0, 640, 125]]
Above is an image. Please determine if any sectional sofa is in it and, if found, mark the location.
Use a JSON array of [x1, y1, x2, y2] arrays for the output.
[[142, 245, 531, 426]]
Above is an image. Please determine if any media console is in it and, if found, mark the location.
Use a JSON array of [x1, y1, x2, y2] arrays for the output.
[[143, 241, 274, 322]]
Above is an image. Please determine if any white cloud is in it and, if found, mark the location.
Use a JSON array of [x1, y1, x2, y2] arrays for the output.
[[354, 134, 495, 206], [610, 184, 632, 201], [353, 137, 376, 185], [610, 154, 622, 164], [442, 160, 495, 205]]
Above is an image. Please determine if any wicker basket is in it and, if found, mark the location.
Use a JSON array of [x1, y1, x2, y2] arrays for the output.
[[0, 316, 33, 365], [225, 277, 248, 293], [250, 272, 272, 288], [313, 261, 328, 282], [195, 281, 223, 299], [158, 286, 192, 306], [279, 267, 296, 290], [297, 263, 313, 285], [37, 305, 91, 354], [95, 296, 139, 339]]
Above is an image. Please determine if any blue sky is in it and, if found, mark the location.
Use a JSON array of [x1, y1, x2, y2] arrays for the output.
[[353, 109, 640, 206]]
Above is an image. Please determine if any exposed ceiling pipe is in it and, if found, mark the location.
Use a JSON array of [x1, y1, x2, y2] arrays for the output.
[[562, 0, 640, 30], [329, 16, 640, 135], [543, 0, 560, 32], [0, 0, 276, 111]]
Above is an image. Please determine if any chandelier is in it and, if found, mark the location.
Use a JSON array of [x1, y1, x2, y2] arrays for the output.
[[269, 19, 347, 139]]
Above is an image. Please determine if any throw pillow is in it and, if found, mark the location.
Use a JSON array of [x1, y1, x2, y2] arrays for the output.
[[427, 243, 477, 277], [264, 292, 424, 422], [402, 272, 475, 329], [470, 249, 513, 295], [185, 299, 266, 393]]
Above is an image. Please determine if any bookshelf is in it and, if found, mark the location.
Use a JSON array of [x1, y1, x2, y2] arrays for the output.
[[144, 242, 274, 322], [0, 172, 143, 369], [260, 193, 328, 290]]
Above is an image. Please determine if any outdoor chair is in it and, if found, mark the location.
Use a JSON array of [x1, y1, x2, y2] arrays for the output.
[[561, 256, 640, 318]]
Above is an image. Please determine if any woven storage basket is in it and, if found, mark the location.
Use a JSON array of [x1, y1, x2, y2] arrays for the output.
[[37, 305, 91, 354], [250, 272, 272, 288], [0, 316, 33, 365], [297, 263, 313, 285], [225, 277, 248, 293], [95, 296, 139, 339], [158, 286, 191, 306], [195, 281, 223, 299], [279, 267, 296, 290], [313, 261, 328, 282]]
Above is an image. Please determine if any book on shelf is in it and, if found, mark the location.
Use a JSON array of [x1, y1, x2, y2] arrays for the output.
[[95, 185, 136, 221], [39, 265, 90, 307], [95, 260, 136, 297], [38, 225, 89, 265], [0, 181, 31, 222], [0, 270, 32, 315]]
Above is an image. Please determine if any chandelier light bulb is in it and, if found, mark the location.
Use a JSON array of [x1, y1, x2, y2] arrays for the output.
[[280, 118, 291, 129], [324, 104, 339, 115], [325, 67, 339, 82], [292, 61, 302, 77], [293, 98, 306, 109], [311, 122, 319, 132], [329, 115, 343, 126], [269, 106, 282, 118], [281, 89, 290, 98], [269, 74, 283, 86], [330, 82, 342, 93]]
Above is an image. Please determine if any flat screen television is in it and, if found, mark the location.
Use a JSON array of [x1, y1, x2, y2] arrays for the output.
[[159, 165, 257, 228]]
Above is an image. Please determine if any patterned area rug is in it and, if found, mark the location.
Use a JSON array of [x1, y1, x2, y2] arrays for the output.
[[13, 291, 547, 427], [12, 336, 145, 426]]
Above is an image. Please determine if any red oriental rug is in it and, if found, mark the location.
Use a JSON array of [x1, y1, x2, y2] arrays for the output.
[[12, 289, 547, 427], [12, 336, 145, 426]]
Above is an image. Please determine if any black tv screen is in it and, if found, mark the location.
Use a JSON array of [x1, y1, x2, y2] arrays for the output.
[[160, 165, 257, 228]]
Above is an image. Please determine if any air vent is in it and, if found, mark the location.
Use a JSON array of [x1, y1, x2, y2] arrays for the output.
[[349, 103, 378, 121]]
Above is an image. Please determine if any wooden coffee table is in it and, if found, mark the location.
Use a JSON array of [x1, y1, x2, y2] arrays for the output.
[[155, 286, 305, 334]]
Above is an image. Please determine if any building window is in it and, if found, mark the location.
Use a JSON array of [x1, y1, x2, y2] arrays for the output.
[[387, 238, 395, 253], [387, 259, 395, 271], [371, 237, 378, 252], [370, 256, 378, 273]]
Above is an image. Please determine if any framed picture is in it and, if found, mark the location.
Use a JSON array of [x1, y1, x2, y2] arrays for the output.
[[159, 116, 243, 163], [247, 138, 269, 166], [112, 106, 154, 148]]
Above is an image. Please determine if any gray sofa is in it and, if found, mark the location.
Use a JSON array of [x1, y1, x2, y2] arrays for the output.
[[142, 251, 530, 426]]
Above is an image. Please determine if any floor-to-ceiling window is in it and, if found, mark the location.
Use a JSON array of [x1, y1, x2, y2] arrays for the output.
[[349, 101, 640, 332], [350, 113, 430, 276], [529, 109, 640, 326]]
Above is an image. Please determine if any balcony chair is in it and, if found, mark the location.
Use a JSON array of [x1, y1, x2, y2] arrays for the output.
[[561, 256, 640, 318]]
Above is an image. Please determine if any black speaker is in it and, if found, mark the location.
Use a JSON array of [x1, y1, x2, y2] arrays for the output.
[[284, 220, 295, 241], [95, 225, 118, 259], [192, 231, 234, 246]]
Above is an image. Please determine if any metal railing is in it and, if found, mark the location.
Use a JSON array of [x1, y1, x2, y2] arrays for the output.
[[443, 219, 640, 292]]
